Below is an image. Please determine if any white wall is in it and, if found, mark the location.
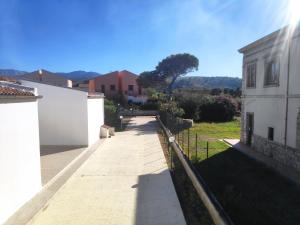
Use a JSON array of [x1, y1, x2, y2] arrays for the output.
[[21, 80, 89, 146], [0, 99, 41, 225], [242, 30, 300, 148], [87, 98, 104, 146], [244, 98, 286, 144]]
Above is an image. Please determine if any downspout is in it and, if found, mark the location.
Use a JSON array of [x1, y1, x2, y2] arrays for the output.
[[284, 29, 292, 148]]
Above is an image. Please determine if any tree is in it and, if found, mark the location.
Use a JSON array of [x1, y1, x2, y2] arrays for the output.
[[156, 53, 199, 94], [138, 53, 199, 94], [137, 71, 165, 90]]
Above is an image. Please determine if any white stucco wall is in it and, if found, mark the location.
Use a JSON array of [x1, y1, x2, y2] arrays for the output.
[[21, 80, 89, 146], [243, 98, 286, 144], [0, 99, 41, 225], [87, 98, 104, 146], [242, 28, 300, 149]]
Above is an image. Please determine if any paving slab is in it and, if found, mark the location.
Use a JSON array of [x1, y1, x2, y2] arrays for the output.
[[40, 146, 85, 185], [28, 116, 186, 225]]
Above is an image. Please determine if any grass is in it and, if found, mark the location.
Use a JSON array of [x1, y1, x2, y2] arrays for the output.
[[176, 118, 240, 161], [158, 130, 214, 225], [195, 148, 300, 225], [190, 118, 240, 139]]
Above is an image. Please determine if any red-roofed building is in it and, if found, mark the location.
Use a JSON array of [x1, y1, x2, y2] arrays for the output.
[[89, 70, 147, 103]]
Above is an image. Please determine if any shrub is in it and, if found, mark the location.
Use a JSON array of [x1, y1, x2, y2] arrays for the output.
[[199, 96, 237, 122], [140, 102, 159, 110], [104, 99, 119, 127], [159, 101, 184, 118], [175, 90, 238, 122]]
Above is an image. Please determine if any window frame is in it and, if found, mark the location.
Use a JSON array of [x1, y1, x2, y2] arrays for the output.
[[268, 127, 274, 141], [110, 84, 116, 91], [128, 85, 134, 92], [101, 85, 105, 93], [245, 61, 257, 89], [264, 56, 280, 87]]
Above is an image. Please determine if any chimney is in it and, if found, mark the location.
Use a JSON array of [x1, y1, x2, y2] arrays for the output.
[[88, 79, 95, 93], [38, 69, 43, 81]]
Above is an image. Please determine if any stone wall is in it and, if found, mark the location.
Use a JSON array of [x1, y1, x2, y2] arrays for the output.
[[240, 98, 246, 143], [253, 135, 300, 172], [297, 110, 300, 150]]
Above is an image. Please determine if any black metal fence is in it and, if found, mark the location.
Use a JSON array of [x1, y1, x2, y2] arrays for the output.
[[159, 112, 228, 163], [157, 116, 234, 225]]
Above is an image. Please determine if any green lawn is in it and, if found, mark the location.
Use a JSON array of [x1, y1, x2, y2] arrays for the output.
[[190, 118, 240, 139], [176, 118, 240, 161]]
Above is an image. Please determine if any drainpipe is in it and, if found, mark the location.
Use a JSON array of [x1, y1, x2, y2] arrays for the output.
[[284, 28, 292, 148]]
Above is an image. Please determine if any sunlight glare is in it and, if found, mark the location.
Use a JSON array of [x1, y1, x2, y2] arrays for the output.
[[289, 0, 300, 27]]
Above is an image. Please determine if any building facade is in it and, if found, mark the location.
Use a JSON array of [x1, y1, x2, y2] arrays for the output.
[[0, 82, 42, 224], [21, 80, 104, 147], [239, 25, 300, 172], [89, 70, 147, 103]]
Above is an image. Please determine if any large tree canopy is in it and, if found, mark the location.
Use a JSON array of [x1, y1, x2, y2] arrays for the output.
[[138, 53, 199, 93]]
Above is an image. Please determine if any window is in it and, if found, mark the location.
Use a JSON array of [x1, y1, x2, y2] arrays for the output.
[[110, 85, 116, 91], [246, 62, 256, 88], [101, 85, 105, 93], [264, 57, 280, 86], [128, 85, 134, 91], [268, 127, 274, 141], [138, 86, 142, 95]]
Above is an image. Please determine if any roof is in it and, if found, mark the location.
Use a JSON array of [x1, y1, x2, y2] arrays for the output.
[[0, 81, 36, 97], [239, 25, 300, 54], [92, 70, 138, 80], [20, 79, 104, 98], [0, 76, 17, 82], [19, 70, 71, 87]]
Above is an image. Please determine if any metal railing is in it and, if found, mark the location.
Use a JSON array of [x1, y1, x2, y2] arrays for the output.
[[157, 116, 234, 225]]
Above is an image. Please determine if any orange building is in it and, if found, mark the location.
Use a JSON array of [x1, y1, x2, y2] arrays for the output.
[[89, 70, 147, 103]]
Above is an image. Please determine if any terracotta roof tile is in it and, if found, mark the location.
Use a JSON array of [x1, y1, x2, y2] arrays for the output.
[[0, 86, 35, 96]]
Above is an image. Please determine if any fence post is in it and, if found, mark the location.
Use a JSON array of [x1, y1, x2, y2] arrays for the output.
[[195, 133, 198, 160], [206, 141, 209, 159], [182, 131, 184, 149], [170, 144, 173, 170], [187, 128, 190, 159]]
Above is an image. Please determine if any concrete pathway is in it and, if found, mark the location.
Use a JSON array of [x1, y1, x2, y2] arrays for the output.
[[223, 139, 239, 146], [28, 117, 186, 225], [40, 146, 85, 185]]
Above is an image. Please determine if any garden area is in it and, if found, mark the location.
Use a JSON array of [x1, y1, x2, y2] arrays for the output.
[[176, 118, 240, 162], [195, 148, 300, 225]]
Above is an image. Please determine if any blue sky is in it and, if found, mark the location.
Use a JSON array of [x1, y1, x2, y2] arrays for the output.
[[0, 0, 292, 77]]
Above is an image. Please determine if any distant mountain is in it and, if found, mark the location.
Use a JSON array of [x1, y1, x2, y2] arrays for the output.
[[57, 71, 101, 81], [0, 69, 27, 77], [0, 69, 101, 82], [173, 76, 242, 90]]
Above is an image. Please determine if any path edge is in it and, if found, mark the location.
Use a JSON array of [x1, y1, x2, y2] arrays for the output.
[[3, 139, 105, 225]]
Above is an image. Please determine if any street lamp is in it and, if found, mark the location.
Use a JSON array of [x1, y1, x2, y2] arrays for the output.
[[168, 136, 175, 143], [120, 115, 123, 130]]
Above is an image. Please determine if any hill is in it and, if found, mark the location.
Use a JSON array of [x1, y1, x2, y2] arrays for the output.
[[0, 69, 101, 81], [56, 71, 101, 81], [0, 69, 27, 76], [173, 76, 242, 90]]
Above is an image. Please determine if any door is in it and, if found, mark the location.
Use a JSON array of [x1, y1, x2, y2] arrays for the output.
[[246, 113, 254, 146]]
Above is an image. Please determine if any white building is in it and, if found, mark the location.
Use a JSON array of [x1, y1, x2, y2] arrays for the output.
[[21, 80, 105, 147], [239, 25, 300, 172], [0, 82, 42, 225]]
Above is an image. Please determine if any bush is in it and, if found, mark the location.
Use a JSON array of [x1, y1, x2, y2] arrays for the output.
[[140, 102, 159, 110], [159, 101, 184, 118], [175, 91, 238, 122], [199, 96, 237, 122], [104, 99, 119, 127]]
